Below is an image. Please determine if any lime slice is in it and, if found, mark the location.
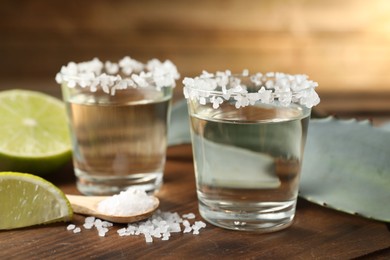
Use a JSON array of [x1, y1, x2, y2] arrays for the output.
[[0, 89, 71, 175], [0, 172, 73, 230]]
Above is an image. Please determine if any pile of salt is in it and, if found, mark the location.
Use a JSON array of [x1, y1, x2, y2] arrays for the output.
[[97, 188, 155, 216]]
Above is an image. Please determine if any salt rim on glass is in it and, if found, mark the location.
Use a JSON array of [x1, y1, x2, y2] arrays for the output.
[[55, 56, 180, 96], [183, 70, 320, 109]]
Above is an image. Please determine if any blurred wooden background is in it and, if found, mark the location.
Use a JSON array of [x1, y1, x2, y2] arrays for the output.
[[0, 0, 390, 120]]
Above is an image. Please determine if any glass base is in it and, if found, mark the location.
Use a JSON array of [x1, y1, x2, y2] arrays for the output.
[[198, 198, 296, 232], [75, 169, 163, 195]]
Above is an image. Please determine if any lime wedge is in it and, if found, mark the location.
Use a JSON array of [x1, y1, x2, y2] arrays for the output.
[[0, 172, 73, 230], [0, 89, 71, 175]]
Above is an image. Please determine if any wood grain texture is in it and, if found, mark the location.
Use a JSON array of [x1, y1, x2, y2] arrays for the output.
[[0, 145, 389, 259], [1, 0, 390, 94]]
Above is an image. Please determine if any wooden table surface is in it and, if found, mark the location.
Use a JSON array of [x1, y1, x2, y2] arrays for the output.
[[0, 85, 390, 259], [0, 146, 389, 259]]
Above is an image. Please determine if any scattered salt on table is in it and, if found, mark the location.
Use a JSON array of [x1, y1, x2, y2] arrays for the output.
[[67, 210, 206, 243], [66, 188, 207, 243]]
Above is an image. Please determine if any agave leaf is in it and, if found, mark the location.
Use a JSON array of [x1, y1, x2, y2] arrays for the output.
[[168, 100, 390, 222], [168, 99, 191, 147], [300, 117, 390, 222], [191, 135, 281, 189], [380, 122, 390, 132]]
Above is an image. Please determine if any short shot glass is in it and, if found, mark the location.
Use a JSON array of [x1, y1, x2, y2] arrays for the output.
[[183, 71, 320, 232], [56, 57, 180, 195]]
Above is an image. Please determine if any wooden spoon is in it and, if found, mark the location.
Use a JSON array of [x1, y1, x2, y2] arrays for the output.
[[66, 194, 159, 223]]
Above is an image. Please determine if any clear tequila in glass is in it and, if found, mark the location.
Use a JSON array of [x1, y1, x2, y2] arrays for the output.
[[65, 88, 171, 195], [57, 57, 179, 195], [189, 103, 310, 231], [184, 71, 319, 232]]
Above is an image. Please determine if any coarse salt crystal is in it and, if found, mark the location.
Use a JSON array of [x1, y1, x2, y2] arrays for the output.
[[66, 224, 76, 231], [183, 226, 192, 233], [99, 221, 114, 228], [73, 227, 81, 233], [182, 220, 190, 227], [162, 234, 170, 241], [85, 216, 95, 223], [152, 231, 162, 238], [117, 228, 127, 236], [145, 234, 153, 243], [83, 223, 94, 229], [195, 221, 207, 228], [182, 213, 196, 219], [169, 223, 181, 233], [98, 229, 108, 237]]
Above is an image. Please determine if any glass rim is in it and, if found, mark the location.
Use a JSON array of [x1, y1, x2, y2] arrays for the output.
[[55, 57, 180, 95], [183, 71, 320, 109]]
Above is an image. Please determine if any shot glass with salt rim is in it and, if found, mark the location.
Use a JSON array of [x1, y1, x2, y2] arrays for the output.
[[183, 70, 320, 232], [56, 57, 180, 195]]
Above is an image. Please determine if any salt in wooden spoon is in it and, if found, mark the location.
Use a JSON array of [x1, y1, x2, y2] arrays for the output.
[[66, 194, 160, 223]]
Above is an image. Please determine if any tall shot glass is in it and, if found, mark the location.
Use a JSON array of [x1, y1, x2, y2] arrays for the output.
[[56, 57, 179, 195], [183, 71, 320, 232]]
